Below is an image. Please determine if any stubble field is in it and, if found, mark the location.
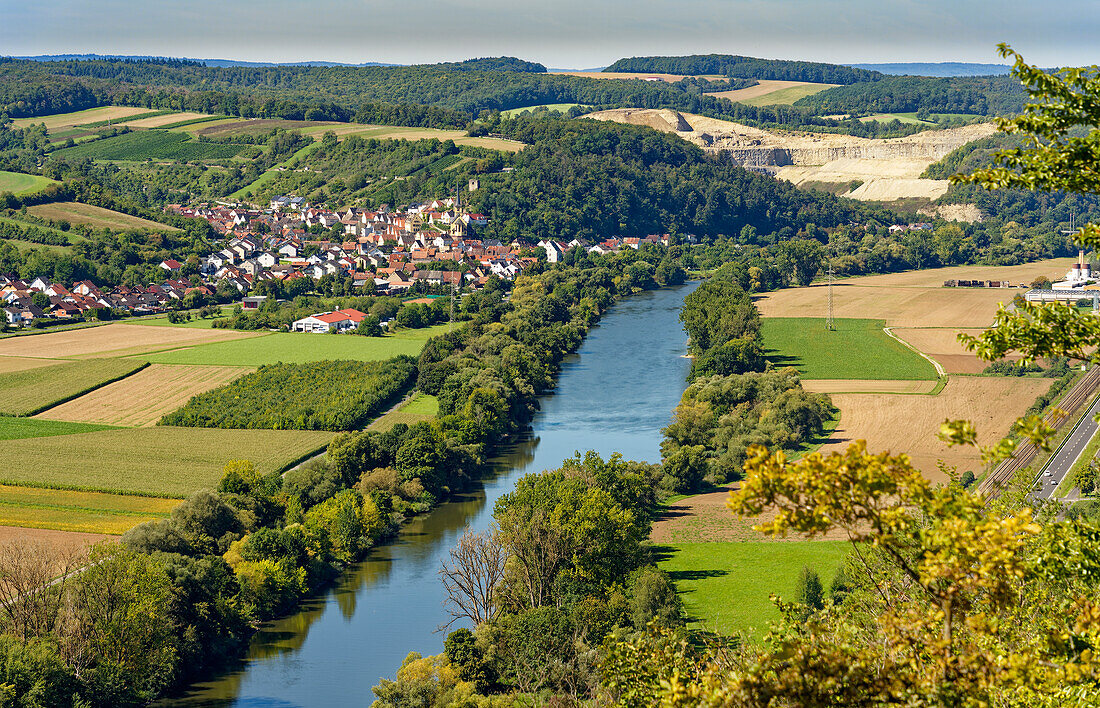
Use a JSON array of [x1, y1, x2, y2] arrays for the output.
[[36, 363, 251, 426], [820, 376, 1053, 482], [0, 358, 147, 416], [0, 323, 257, 359]]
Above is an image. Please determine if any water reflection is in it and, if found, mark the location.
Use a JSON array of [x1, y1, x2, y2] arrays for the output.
[[159, 282, 697, 707]]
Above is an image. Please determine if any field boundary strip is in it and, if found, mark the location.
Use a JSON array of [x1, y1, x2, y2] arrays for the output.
[[23, 361, 150, 416], [885, 326, 947, 377]]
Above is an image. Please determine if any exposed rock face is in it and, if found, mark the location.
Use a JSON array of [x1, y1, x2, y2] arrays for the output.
[[583, 108, 998, 203], [584, 108, 997, 167]]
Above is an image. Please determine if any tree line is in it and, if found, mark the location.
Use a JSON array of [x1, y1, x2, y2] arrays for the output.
[[604, 53, 885, 85]]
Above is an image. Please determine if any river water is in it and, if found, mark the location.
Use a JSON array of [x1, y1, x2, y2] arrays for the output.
[[162, 281, 697, 707]]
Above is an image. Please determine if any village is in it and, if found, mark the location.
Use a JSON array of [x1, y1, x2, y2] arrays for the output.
[[2, 194, 674, 330]]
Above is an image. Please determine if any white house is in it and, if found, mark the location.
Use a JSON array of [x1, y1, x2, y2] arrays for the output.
[[291, 308, 367, 333]]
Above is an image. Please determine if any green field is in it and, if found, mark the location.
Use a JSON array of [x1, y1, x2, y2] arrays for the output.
[[0, 416, 116, 441], [501, 103, 584, 117], [0, 358, 147, 416], [0, 171, 59, 196], [142, 327, 447, 366], [657, 541, 850, 637], [0, 426, 333, 497], [53, 131, 245, 161], [0, 483, 178, 535], [0, 215, 81, 242], [761, 317, 937, 380], [860, 113, 936, 125], [230, 141, 323, 199], [401, 394, 439, 415]]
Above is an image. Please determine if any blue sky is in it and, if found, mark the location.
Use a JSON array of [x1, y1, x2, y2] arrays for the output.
[[3, 0, 1095, 68]]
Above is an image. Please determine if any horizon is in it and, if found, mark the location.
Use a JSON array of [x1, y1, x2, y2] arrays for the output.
[[4, 0, 1096, 70]]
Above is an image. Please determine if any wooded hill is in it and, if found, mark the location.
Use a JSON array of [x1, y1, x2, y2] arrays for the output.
[[794, 74, 1027, 116], [604, 53, 884, 85]]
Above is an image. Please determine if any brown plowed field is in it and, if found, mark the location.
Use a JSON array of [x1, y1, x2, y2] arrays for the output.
[[842, 258, 1075, 288], [801, 379, 939, 393], [0, 323, 258, 359], [0, 526, 112, 554], [821, 376, 1053, 483], [708, 79, 836, 102], [36, 363, 251, 426], [891, 328, 1021, 374], [0, 356, 65, 374]]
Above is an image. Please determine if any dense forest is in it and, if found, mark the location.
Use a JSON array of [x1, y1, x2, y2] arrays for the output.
[[794, 74, 1028, 116], [604, 53, 884, 84], [0, 58, 958, 138]]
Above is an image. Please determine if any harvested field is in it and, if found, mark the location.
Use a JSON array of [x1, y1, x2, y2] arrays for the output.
[[1, 426, 333, 497], [891, 328, 1018, 374], [822, 376, 1054, 483], [756, 284, 1017, 328], [0, 526, 112, 554], [0, 358, 146, 416], [710, 79, 837, 104], [11, 106, 151, 130], [801, 379, 940, 393], [841, 258, 1075, 288], [0, 356, 65, 374], [0, 323, 258, 359], [26, 202, 179, 232], [116, 111, 217, 128], [37, 363, 251, 426]]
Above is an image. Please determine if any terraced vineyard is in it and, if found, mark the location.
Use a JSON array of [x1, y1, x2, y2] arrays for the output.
[[53, 130, 246, 161]]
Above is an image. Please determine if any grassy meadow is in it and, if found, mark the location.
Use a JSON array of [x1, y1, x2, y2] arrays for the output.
[[0, 358, 147, 416], [0, 171, 59, 196], [0, 416, 116, 441], [657, 541, 850, 637], [142, 326, 448, 366], [761, 317, 938, 380]]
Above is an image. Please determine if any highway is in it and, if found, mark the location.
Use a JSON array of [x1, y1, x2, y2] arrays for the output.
[[1036, 388, 1100, 500]]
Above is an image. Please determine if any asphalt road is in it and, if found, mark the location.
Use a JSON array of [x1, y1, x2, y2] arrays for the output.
[[1037, 391, 1100, 499]]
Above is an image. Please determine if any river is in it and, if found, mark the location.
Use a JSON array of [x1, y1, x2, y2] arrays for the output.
[[161, 281, 698, 707]]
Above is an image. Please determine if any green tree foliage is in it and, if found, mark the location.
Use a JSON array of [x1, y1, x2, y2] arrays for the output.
[[794, 73, 1027, 116], [661, 368, 836, 486], [161, 357, 416, 431], [605, 54, 883, 85]]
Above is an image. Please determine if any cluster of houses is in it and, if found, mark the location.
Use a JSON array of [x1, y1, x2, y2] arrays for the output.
[[1, 274, 209, 327], [3, 194, 679, 328], [167, 197, 676, 296]]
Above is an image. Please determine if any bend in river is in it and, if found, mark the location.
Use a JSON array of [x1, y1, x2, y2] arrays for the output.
[[160, 281, 698, 707]]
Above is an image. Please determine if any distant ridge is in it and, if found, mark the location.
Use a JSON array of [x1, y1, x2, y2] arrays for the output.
[[14, 53, 400, 67], [848, 62, 1013, 77]]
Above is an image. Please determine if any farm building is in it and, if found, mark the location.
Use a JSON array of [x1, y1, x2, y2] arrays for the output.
[[291, 308, 367, 333]]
